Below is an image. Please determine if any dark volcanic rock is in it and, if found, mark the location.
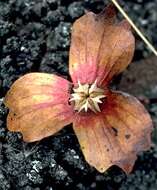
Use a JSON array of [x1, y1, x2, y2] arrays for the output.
[[0, 0, 157, 190]]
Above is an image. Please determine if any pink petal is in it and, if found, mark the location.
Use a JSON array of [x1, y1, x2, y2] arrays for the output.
[[69, 5, 135, 87], [5, 73, 74, 142]]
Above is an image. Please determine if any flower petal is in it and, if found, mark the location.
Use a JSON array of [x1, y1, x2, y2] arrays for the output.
[[69, 5, 135, 86], [4, 73, 73, 142], [73, 115, 135, 173], [73, 91, 152, 173], [103, 91, 153, 152]]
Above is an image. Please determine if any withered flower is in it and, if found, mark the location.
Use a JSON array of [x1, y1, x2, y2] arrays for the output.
[[4, 5, 153, 174]]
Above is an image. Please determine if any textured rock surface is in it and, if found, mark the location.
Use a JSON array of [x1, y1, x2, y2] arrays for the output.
[[0, 0, 157, 189]]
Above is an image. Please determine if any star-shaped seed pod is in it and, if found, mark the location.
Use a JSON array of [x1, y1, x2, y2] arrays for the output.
[[70, 80, 106, 112]]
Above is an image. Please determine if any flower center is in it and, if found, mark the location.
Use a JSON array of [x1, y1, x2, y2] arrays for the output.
[[70, 80, 106, 113]]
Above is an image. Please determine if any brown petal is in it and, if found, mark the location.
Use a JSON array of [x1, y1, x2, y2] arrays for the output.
[[103, 91, 153, 153], [73, 115, 136, 173], [69, 5, 135, 87], [73, 91, 152, 173], [4, 73, 73, 142]]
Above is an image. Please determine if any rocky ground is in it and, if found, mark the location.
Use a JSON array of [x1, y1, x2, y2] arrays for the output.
[[0, 0, 157, 189]]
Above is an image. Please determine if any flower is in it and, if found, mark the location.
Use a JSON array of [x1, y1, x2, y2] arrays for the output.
[[4, 5, 153, 174]]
